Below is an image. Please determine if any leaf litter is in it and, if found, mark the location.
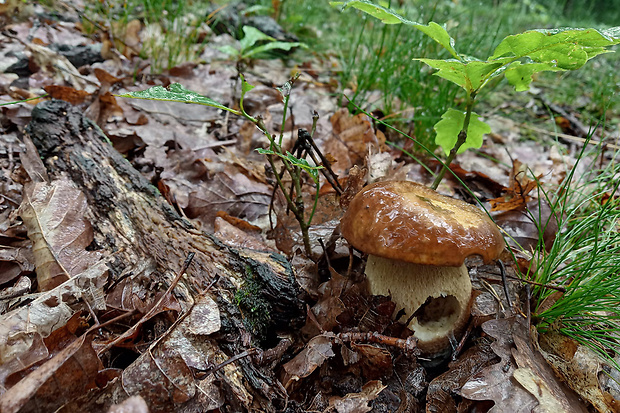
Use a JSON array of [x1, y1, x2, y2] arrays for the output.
[[0, 1, 618, 412]]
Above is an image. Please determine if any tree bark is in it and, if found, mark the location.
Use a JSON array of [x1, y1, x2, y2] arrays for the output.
[[24, 99, 303, 412]]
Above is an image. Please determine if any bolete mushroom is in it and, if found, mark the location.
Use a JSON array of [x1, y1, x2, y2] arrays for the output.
[[340, 180, 504, 355]]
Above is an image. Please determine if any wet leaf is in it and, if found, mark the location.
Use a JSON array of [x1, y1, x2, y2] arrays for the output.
[[116, 83, 237, 114], [434, 108, 491, 155], [461, 316, 587, 412]]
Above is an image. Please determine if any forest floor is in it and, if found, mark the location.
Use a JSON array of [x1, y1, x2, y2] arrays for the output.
[[1, 1, 620, 412]]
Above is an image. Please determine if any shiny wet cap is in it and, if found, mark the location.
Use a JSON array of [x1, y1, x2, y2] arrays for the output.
[[340, 181, 505, 266]]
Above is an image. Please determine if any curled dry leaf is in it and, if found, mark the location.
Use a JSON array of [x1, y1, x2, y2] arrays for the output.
[[282, 334, 335, 388], [329, 380, 387, 413], [18, 179, 102, 291]]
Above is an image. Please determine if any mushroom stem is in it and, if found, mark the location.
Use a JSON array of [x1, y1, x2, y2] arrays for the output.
[[365, 255, 473, 354]]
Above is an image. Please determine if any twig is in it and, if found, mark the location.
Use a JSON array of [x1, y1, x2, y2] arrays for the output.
[[335, 331, 418, 354], [452, 317, 476, 360], [98, 253, 195, 353], [297, 129, 343, 195]]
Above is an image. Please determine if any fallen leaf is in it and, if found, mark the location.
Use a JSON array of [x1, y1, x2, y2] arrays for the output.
[[18, 179, 102, 290], [186, 171, 272, 232], [329, 380, 387, 413], [187, 294, 221, 336], [539, 331, 620, 413], [460, 317, 538, 412], [489, 160, 539, 213], [107, 395, 150, 413], [494, 198, 558, 253], [43, 85, 90, 105], [1, 313, 102, 413], [349, 342, 392, 380], [282, 334, 335, 386], [427, 340, 497, 411], [461, 316, 587, 412]]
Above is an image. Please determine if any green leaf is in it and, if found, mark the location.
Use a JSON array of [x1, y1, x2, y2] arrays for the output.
[[243, 41, 305, 59], [504, 61, 560, 91], [330, 0, 418, 25], [414, 22, 459, 59], [415, 58, 504, 91], [434, 109, 491, 155], [331, 1, 460, 58], [240, 74, 255, 96], [116, 83, 238, 114], [491, 28, 620, 70], [256, 149, 322, 183], [240, 26, 275, 51], [217, 45, 240, 57]]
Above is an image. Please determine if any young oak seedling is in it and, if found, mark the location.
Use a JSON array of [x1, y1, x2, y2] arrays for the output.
[[332, 0, 620, 189]]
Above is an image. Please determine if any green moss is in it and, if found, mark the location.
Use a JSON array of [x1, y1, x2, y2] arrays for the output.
[[234, 264, 272, 342]]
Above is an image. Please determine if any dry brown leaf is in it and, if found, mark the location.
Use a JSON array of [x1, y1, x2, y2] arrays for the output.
[[186, 171, 272, 233], [0, 240, 34, 284], [539, 332, 620, 413], [461, 316, 587, 413], [2, 313, 103, 413], [349, 342, 392, 380], [329, 380, 387, 413], [214, 217, 272, 251], [0, 261, 107, 389], [323, 109, 383, 176], [494, 198, 558, 253], [18, 179, 102, 291], [43, 85, 90, 105], [489, 160, 539, 213], [119, 318, 228, 412], [187, 294, 221, 336], [282, 334, 335, 387]]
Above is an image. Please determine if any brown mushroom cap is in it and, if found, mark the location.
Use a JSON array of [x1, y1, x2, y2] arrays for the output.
[[340, 181, 504, 266]]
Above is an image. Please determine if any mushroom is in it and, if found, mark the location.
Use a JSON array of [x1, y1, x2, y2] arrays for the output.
[[340, 180, 504, 355]]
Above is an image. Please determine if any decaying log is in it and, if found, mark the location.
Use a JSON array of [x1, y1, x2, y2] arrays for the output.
[[23, 99, 304, 412]]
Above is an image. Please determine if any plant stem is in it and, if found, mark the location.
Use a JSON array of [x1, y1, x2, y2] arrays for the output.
[[254, 115, 313, 256], [431, 91, 477, 190]]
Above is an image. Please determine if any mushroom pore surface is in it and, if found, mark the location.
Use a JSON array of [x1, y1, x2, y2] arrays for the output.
[[365, 255, 472, 353]]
